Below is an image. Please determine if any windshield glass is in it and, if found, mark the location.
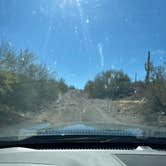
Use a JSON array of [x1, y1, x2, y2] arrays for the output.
[[0, 0, 166, 140]]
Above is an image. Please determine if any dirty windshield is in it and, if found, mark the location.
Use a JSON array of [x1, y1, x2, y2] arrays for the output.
[[0, 0, 166, 139]]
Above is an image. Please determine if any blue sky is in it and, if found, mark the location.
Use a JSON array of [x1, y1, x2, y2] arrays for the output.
[[0, 0, 166, 88]]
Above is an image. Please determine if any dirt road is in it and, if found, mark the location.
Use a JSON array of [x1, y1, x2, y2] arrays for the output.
[[1, 90, 166, 131], [31, 90, 155, 126]]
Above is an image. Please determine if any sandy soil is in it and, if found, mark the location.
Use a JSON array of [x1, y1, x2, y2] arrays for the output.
[[27, 90, 166, 127], [1, 90, 166, 128]]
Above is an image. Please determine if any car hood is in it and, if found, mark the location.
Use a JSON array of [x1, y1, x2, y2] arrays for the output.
[[0, 121, 165, 140]]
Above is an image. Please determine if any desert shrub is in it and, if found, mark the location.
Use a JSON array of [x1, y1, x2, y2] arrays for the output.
[[145, 65, 166, 113], [0, 42, 68, 112], [84, 70, 131, 99]]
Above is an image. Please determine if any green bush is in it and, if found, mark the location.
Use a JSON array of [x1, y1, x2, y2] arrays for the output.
[[145, 65, 166, 113], [84, 70, 131, 99], [0, 42, 68, 112]]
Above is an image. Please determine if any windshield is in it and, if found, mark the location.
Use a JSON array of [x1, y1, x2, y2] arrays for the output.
[[0, 0, 166, 140]]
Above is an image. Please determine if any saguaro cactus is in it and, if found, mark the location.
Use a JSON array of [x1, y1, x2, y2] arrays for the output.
[[145, 51, 153, 84]]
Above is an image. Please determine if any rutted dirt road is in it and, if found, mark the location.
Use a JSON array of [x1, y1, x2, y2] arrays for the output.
[[29, 90, 159, 126], [1, 90, 166, 131]]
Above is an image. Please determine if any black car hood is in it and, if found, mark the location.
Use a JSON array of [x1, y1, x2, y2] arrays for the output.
[[36, 123, 144, 138], [0, 121, 165, 140]]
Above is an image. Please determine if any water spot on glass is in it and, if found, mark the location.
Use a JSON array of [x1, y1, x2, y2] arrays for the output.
[[76, 0, 81, 6], [32, 10, 37, 15], [111, 65, 115, 69], [97, 43, 104, 68], [89, 39, 93, 44], [74, 26, 78, 33], [8, 41, 12, 47], [84, 36, 88, 41], [51, 26, 56, 31], [40, 7, 45, 13], [105, 37, 110, 41], [48, 25, 52, 31], [86, 18, 90, 24], [123, 17, 129, 23]]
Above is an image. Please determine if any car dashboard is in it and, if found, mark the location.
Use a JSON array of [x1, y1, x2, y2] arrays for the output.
[[0, 146, 166, 166]]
